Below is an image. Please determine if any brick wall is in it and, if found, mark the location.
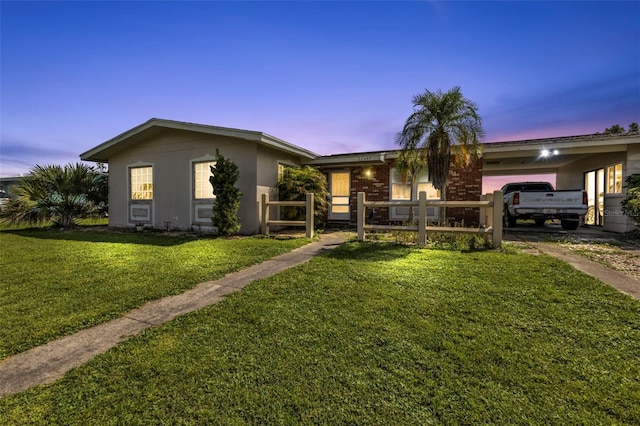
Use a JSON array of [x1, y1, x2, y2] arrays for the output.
[[445, 156, 483, 226], [348, 164, 391, 224], [319, 154, 483, 226]]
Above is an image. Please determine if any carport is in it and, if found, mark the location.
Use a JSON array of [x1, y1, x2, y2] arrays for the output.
[[482, 132, 640, 233]]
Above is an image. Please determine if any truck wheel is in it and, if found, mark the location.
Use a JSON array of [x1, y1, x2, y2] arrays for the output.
[[504, 209, 517, 228], [560, 219, 579, 230], [535, 219, 546, 226]]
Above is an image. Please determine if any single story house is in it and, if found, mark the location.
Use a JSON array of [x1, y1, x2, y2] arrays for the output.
[[80, 118, 639, 234], [80, 118, 317, 234]]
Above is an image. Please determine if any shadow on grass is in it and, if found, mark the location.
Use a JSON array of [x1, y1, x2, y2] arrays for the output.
[[0, 228, 198, 247], [324, 241, 415, 262]]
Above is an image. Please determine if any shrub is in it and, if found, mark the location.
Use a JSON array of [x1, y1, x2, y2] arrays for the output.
[[621, 174, 640, 228], [1, 163, 107, 228], [277, 166, 329, 227], [209, 150, 241, 236]]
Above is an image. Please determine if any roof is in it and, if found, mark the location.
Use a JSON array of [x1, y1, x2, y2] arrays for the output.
[[481, 132, 640, 176], [80, 118, 320, 162]]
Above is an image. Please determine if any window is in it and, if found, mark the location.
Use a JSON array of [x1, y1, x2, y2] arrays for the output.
[[278, 164, 286, 182], [194, 161, 216, 199], [130, 166, 153, 200], [390, 168, 440, 221], [390, 169, 440, 200], [606, 163, 623, 194]]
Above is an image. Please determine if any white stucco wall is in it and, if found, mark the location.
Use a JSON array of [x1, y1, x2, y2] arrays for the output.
[[555, 150, 635, 233], [107, 129, 301, 234]]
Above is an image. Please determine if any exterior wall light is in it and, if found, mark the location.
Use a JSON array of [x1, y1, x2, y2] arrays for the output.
[[540, 149, 560, 157]]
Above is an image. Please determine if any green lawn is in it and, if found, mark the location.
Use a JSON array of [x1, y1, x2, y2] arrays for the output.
[[1, 242, 638, 424], [0, 228, 309, 358]]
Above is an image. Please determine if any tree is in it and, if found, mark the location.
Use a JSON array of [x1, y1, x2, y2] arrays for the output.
[[276, 166, 329, 227], [395, 148, 428, 223], [621, 174, 640, 229], [628, 122, 639, 133], [395, 87, 484, 194], [1, 163, 108, 228], [604, 124, 625, 134], [209, 150, 242, 235]]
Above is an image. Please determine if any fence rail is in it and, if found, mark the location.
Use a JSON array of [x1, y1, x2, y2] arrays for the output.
[[261, 193, 314, 238], [357, 190, 504, 248]]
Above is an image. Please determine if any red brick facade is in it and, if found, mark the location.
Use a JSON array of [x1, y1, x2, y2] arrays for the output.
[[445, 156, 484, 226], [318, 154, 483, 226]]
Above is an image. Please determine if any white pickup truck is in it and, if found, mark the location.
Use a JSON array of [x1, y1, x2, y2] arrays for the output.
[[502, 182, 588, 230]]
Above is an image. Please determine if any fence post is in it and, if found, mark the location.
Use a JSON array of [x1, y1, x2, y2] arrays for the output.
[[479, 194, 487, 227], [492, 190, 503, 248], [357, 192, 365, 241], [306, 192, 314, 238], [261, 193, 269, 236], [418, 191, 426, 246]]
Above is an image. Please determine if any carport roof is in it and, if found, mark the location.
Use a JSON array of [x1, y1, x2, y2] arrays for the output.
[[80, 118, 320, 162], [481, 132, 640, 176]]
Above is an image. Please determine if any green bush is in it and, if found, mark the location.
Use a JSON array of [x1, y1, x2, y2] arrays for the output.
[[277, 166, 329, 227], [210, 151, 242, 236], [1, 163, 108, 228], [621, 174, 640, 228]]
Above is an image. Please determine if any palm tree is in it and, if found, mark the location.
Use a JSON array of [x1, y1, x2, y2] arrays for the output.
[[395, 87, 484, 195], [2, 163, 108, 228]]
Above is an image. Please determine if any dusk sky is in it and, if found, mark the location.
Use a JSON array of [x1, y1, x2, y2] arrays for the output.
[[2, 1, 639, 185]]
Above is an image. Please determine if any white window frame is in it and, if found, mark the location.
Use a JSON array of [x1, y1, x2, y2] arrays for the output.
[[193, 160, 216, 200], [390, 168, 440, 221], [606, 163, 623, 194], [130, 165, 154, 200], [191, 156, 217, 226], [128, 162, 154, 226]]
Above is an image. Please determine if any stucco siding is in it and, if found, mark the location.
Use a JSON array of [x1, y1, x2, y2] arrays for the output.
[[628, 144, 640, 175], [107, 129, 261, 233], [555, 152, 627, 189], [555, 150, 635, 233]]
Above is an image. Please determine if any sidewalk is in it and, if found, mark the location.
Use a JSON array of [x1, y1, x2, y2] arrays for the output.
[[0, 232, 346, 398]]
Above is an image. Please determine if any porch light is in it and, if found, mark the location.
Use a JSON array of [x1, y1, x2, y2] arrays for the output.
[[540, 149, 559, 158]]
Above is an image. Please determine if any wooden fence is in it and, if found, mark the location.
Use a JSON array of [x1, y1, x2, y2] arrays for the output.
[[261, 193, 314, 238], [357, 190, 504, 248]]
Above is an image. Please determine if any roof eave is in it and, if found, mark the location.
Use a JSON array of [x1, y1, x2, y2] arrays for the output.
[[80, 118, 320, 162]]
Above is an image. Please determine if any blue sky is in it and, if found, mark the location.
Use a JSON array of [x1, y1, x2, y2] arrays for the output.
[[1, 1, 639, 179]]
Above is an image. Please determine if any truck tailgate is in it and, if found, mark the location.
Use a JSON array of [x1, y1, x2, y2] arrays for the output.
[[517, 191, 586, 210]]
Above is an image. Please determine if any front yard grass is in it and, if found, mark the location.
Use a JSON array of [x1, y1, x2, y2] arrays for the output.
[[1, 242, 638, 424], [0, 228, 309, 359]]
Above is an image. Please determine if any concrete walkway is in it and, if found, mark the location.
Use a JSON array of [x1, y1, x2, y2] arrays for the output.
[[0, 232, 346, 398], [524, 241, 640, 301]]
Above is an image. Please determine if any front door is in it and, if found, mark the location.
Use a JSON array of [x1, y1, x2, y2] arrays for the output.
[[584, 169, 604, 226], [329, 171, 350, 221]]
